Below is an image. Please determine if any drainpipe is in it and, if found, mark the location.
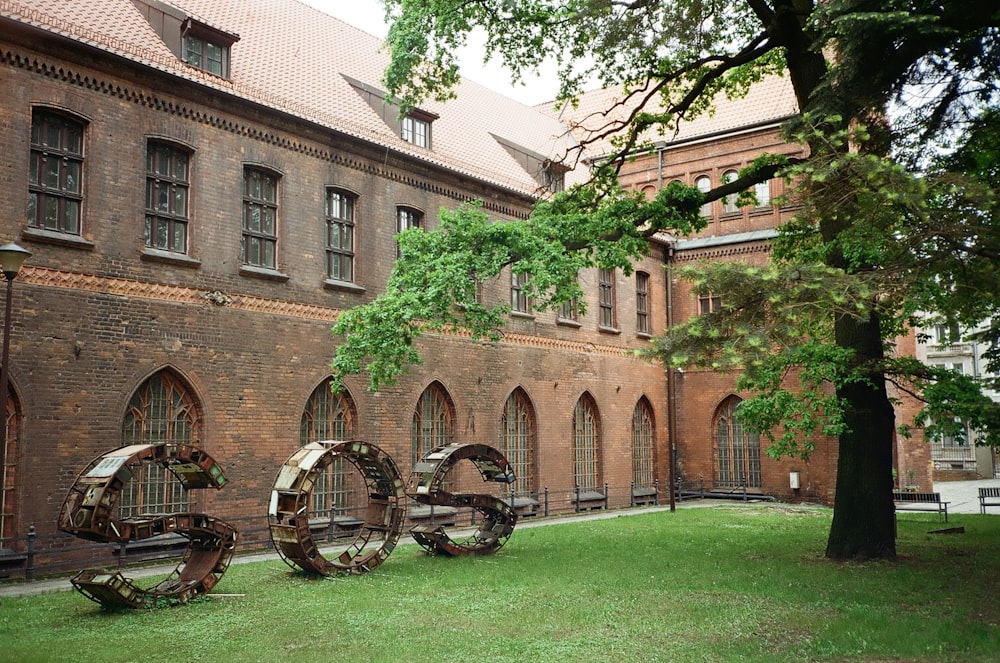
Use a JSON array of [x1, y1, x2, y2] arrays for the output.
[[657, 143, 664, 190], [665, 242, 677, 512]]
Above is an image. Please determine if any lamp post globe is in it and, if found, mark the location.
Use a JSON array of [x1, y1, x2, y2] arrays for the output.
[[0, 243, 32, 282]]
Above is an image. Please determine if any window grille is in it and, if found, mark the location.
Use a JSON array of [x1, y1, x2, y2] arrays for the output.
[[412, 382, 454, 465], [119, 372, 199, 518], [500, 389, 535, 497], [632, 398, 655, 488], [572, 394, 601, 490], [714, 397, 761, 489], [301, 381, 358, 518]]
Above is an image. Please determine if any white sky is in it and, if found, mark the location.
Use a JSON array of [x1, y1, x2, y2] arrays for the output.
[[300, 0, 562, 106]]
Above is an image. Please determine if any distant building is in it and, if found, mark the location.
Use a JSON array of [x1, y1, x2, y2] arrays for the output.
[[916, 321, 999, 479]]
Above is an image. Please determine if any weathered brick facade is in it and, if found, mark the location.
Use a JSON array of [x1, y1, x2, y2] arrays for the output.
[[0, 0, 930, 571]]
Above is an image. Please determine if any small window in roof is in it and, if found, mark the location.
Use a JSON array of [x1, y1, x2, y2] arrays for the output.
[[402, 114, 432, 148], [181, 18, 238, 78]]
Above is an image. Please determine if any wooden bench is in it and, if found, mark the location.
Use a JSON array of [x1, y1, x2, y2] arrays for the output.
[[893, 491, 949, 521], [978, 487, 1000, 514], [113, 532, 188, 565], [308, 515, 365, 542], [0, 548, 28, 579], [631, 486, 658, 506], [407, 504, 458, 527], [573, 490, 606, 512], [501, 496, 540, 517]]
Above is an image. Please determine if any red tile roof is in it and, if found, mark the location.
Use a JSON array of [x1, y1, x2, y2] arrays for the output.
[[3, 0, 797, 198], [3, 0, 575, 197], [541, 75, 800, 162]]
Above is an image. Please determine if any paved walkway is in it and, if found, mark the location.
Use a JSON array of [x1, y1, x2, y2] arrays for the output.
[[932, 477, 1000, 514], [3, 480, 997, 599]]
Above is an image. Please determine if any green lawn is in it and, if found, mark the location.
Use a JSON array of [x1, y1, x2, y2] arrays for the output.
[[1, 505, 997, 662]]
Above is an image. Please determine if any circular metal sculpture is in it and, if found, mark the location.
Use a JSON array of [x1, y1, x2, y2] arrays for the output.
[[407, 443, 518, 556], [268, 440, 405, 575], [57, 443, 237, 608]]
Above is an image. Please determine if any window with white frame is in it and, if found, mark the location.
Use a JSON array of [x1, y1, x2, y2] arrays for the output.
[[754, 179, 771, 207], [695, 175, 712, 217], [326, 189, 356, 282], [396, 207, 422, 257], [401, 115, 430, 148], [722, 170, 739, 214]]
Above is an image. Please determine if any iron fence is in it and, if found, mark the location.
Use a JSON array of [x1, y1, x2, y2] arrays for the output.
[[0, 480, 703, 583]]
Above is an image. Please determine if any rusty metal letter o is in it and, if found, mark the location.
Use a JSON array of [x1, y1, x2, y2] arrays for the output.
[[268, 440, 405, 575]]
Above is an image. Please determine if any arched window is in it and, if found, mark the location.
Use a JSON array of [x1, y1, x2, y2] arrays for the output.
[[632, 397, 655, 489], [722, 170, 739, 214], [2, 387, 22, 544], [754, 179, 771, 207], [301, 380, 358, 519], [412, 381, 455, 465], [499, 388, 536, 497], [695, 175, 712, 218], [119, 370, 200, 518], [572, 393, 602, 490], [714, 396, 761, 489]]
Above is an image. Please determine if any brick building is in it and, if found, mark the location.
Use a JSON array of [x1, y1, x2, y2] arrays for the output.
[[0, 0, 928, 572], [551, 78, 931, 503]]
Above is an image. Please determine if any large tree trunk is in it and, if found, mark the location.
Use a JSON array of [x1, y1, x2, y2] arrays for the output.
[[825, 311, 897, 560]]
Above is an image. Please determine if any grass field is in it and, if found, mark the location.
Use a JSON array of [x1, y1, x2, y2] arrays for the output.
[[1, 505, 998, 662]]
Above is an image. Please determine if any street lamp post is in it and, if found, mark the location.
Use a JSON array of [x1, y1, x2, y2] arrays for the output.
[[0, 243, 31, 546]]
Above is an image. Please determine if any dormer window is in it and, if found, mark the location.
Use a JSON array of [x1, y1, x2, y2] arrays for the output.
[[542, 161, 566, 193], [492, 134, 567, 195], [401, 113, 434, 148], [343, 76, 437, 149], [181, 18, 237, 78], [184, 35, 225, 75]]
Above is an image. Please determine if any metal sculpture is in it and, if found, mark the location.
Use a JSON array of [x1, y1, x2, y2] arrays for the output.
[[269, 440, 405, 575], [407, 443, 517, 556], [58, 443, 237, 608]]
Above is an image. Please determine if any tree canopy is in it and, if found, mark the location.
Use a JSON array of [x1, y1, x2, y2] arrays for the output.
[[332, 0, 1000, 560]]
